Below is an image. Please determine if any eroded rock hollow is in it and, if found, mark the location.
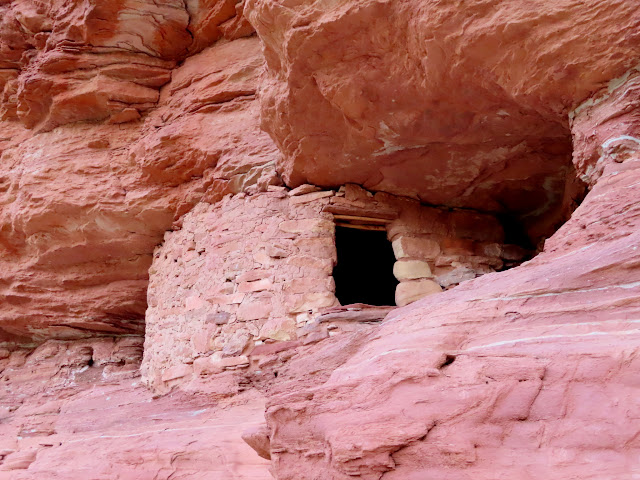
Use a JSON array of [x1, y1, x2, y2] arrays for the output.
[[1, 0, 639, 478]]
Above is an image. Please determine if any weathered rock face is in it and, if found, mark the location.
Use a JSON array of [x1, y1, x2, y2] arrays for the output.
[[0, 338, 270, 479], [246, 71, 640, 480], [0, 15, 275, 340], [0, 0, 255, 132], [2, 0, 640, 479], [0, 123, 175, 340], [131, 36, 279, 207], [245, 0, 640, 239], [2, 0, 188, 131]]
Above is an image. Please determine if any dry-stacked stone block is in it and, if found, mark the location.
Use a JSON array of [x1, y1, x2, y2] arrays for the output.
[[387, 200, 509, 305]]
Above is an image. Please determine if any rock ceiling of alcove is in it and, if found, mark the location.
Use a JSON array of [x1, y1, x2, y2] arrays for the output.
[[250, 0, 640, 219]]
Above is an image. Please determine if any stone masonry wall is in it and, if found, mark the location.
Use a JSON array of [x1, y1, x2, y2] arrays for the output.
[[387, 197, 516, 305], [141, 188, 338, 390]]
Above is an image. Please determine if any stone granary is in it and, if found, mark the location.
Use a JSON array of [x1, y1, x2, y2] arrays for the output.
[[0, 1, 639, 479], [143, 179, 578, 391]]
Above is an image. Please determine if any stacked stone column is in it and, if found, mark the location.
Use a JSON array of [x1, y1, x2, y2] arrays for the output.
[[387, 202, 511, 306]]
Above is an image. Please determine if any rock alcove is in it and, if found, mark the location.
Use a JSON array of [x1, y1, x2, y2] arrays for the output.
[[323, 164, 585, 309], [140, 152, 586, 391]]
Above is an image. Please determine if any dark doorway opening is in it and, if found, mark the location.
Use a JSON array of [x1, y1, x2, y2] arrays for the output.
[[333, 226, 399, 306]]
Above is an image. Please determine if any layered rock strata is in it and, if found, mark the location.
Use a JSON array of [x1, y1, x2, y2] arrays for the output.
[[1, 24, 276, 340], [1, 0, 255, 131]]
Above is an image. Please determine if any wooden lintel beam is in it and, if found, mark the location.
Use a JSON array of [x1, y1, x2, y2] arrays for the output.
[[323, 204, 398, 220], [334, 222, 387, 231], [332, 214, 391, 224]]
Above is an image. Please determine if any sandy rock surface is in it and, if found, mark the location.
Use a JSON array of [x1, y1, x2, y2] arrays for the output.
[[0, 338, 269, 480]]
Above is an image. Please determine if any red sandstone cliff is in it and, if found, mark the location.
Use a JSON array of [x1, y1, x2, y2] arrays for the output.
[[1, 0, 639, 478]]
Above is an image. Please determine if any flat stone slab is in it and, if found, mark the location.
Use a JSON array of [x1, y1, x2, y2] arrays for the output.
[[315, 304, 396, 323]]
